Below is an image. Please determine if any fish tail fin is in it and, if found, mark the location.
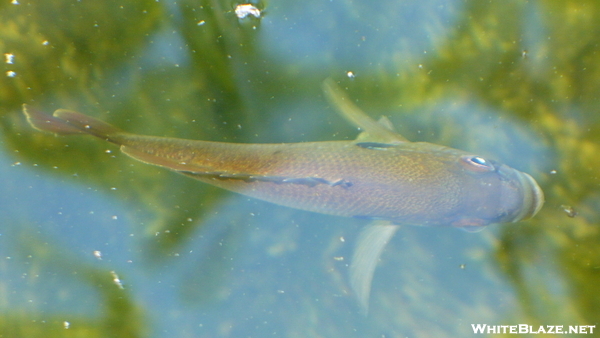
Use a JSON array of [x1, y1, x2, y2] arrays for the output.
[[23, 104, 124, 144]]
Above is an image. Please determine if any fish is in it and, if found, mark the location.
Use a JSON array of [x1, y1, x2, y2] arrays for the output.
[[22, 78, 544, 312]]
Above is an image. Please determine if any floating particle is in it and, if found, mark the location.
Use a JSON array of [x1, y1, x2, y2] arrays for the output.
[[4, 53, 14, 64], [560, 205, 577, 218], [93, 250, 102, 260], [235, 4, 261, 19], [110, 271, 124, 289]]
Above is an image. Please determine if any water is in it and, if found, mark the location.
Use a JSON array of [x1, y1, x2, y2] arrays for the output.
[[1, 0, 599, 337]]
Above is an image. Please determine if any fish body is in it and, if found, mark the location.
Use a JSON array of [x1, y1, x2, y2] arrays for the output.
[[82, 133, 538, 229], [23, 79, 544, 312], [23, 81, 543, 230]]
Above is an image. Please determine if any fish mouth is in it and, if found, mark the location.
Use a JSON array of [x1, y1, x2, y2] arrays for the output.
[[512, 171, 545, 222]]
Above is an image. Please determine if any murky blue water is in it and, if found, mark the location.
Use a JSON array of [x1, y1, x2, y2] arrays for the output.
[[1, 0, 599, 337]]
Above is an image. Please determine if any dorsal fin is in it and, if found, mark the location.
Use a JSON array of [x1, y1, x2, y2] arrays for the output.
[[322, 78, 409, 143], [376, 116, 396, 132]]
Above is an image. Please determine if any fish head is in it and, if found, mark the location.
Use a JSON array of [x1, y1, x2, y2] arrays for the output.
[[446, 154, 544, 229]]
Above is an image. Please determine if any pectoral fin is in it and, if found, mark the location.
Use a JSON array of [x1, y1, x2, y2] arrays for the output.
[[350, 222, 399, 314], [322, 78, 409, 144], [458, 225, 488, 233]]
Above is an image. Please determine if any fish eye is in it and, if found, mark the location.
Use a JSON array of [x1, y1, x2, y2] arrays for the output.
[[460, 155, 495, 172]]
